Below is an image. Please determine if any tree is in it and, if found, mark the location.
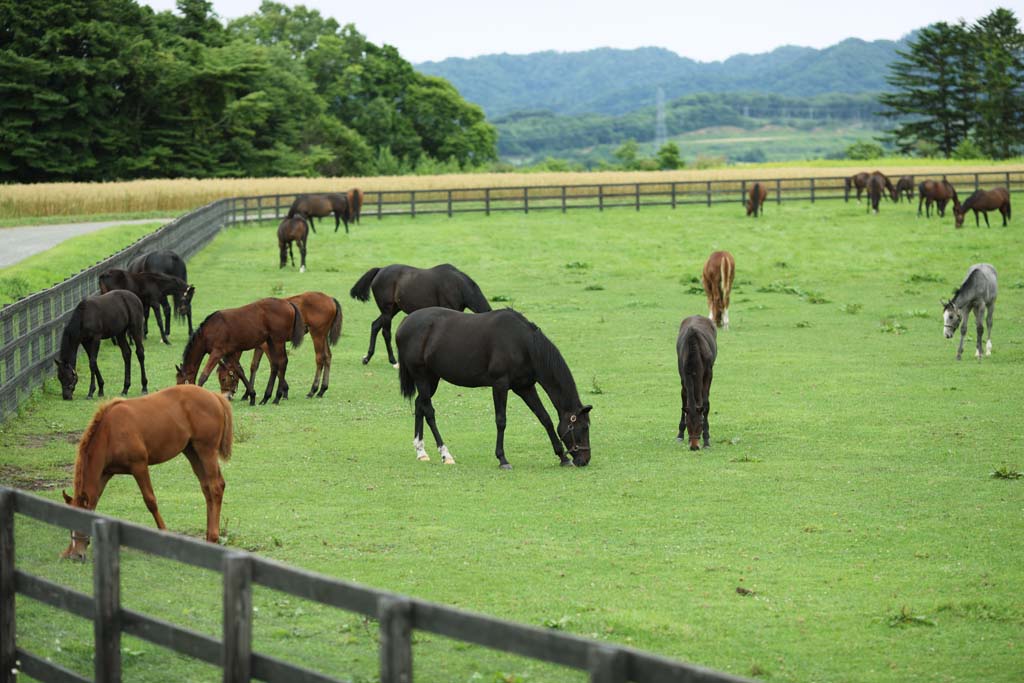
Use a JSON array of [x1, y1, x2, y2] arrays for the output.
[[655, 142, 683, 169], [846, 140, 885, 159], [613, 139, 640, 169], [972, 9, 1024, 158]]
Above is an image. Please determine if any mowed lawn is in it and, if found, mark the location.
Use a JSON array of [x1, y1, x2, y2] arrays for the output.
[[3, 199, 1023, 683]]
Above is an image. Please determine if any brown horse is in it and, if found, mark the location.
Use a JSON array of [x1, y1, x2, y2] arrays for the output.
[[866, 172, 887, 214], [746, 182, 767, 217], [701, 251, 735, 328], [176, 298, 304, 405], [287, 193, 349, 233], [844, 172, 870, 202], [278, 216, 309, 272], [217, 292, 343, 399], [347, 188, 364, 224], [954, 187, 1011, 228], [676, 315, 717, 451], [98, 269, 195, 344], [918, 178, 959, 218], [60, 384, 233, 560], [894, 175, 914, 202]]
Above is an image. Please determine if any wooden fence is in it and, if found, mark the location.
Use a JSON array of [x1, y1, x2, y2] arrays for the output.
[[0, 488, 754, 683]]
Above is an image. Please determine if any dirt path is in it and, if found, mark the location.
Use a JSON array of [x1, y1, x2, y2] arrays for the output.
[[0, 218, 173, 268]]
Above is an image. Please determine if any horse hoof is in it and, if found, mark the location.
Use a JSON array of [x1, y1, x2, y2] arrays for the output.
[[416, 453, 430, 462], [499, 463, 512, 470], [560, 459, 575, 467], [306, 392, 315, 398], [361, 356, 370, 365], [675, 436, 684, 443], [300, 266, 306, 273], [392, 362, 400, 369]]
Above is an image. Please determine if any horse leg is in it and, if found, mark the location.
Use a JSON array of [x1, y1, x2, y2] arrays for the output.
[[982, 211, 989, 228], [676, 386, 687, 442], [513, 385, 567, 466], [131, 466, 167, 531], [161, 297, 172, 337], [985, 302, 994, 356], [381, 313, 399, 368], [316, 338, 332, 398], [152, 302, 170, 345], [230, 355, 257, 405], [116, 334, 132, 395], [299, 239, 307, 273], [491, 386, 509, 469], [288, 240, 295, 267], [131, 328, 148, 394], [308, 334, 327, 398], [702, 370, 713, 448], [197, 353, 224, 388], [246, 348, 263, 402], [416, 376, 448, 455], [279, 241, 287, 269], [184, 446, 225, 544], [85, 338, 103, 398], [974, 307, 985, 359], [956, 316, 968, 361], [363, 314, 385, 364]]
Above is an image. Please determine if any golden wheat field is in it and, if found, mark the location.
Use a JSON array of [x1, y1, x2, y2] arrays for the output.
[[2, 161, 1023, 218]]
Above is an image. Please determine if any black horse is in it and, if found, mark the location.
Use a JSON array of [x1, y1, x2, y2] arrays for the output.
[[99, 269, 194, 345], [350, 263, 492, 367], [56, 290, 148, 400], [676, 315, 717, 451], [397, 307, 592, 470], [127, 250, 193, 336]]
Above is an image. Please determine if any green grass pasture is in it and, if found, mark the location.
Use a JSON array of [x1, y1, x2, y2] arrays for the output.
[[3, 199, 1023, 682]]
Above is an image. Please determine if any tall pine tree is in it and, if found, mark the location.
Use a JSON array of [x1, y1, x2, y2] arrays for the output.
[[973, 8, 1024, 159]]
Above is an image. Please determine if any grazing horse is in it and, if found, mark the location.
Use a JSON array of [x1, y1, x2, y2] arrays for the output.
[[287, 193, 350, 233], [866, 172, 887, 214], [954, 187, 1011, 228], [350, 263, 491, 367], [277, 216, 310, 272], [894, 175, 915, 203], [918, 178, 959, 218], [943, 263, 997, 361], [56, 290, 148, 400], [397, 307, 592, 470], [128, 250, 193, 335], [844, 172, 870, 202], [99, 269, 194, 345], [676, 315, 717, 451], [176, 298, 304, 405], [217, 292, 343, 399], [347, 188, 364, 224], [701, 251, 735, 329], [746, 182, 767, 217], [60, 385, 233, 560]]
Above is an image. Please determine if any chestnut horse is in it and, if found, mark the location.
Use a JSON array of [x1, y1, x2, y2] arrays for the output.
[[954, 187, 1011, 228], [701, 251, 735, 328], [60, 384, 233, 560], [278, 216, 309, 272], [746, 182, 767, 217], [287, 193, 349, 233], [176, 298, 304, 405], [844, 172, 869, 202], [866, 172, 887, 214], [676, 315, 717, 451], [918, 178, 959, 218], [894, 175, 915, 203], [347, 188, 364, 224], [218, 292, 343, 399]]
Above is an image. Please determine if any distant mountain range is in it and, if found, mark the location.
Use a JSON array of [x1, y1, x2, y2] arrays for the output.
[[416, 37, 911, 118]]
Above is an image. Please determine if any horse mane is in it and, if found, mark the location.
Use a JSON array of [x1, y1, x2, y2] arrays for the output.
[[527, 320, 579, 399], [59, 303, 85, 361], [182, 312, 218, 362], [951, 267, 981, 301], [73, 398, 124, 499], [961, 190, 984, 212]]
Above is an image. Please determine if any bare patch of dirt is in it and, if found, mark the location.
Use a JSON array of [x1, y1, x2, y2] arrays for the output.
[[0, 464, 70, 491], [19, 431, 82, 448]]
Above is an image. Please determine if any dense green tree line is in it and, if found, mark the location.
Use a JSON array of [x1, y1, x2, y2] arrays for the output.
[[0, 0, 497, 182], [880, 8, 1023, 158]]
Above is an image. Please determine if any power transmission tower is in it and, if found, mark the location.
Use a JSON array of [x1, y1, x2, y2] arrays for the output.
[[655, 87, 668, 149]]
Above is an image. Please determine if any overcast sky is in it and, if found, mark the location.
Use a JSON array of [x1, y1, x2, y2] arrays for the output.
[[140, 0, 1017, 63]]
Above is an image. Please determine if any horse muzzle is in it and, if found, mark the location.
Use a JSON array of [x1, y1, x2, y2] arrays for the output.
[[572, 449, 591, 467]]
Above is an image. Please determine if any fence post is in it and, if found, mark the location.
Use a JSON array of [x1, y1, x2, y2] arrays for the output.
[[706, 181, 712, 207], [671, 182, 677, 209], [379, 596, 413, 683], [1006, 171, 1011, 190], [94, 520, 122, 683], [974, 173, 979, 191], [635, 183, 640, 211], [1, 490, 15, 683], [410, 191, 416, 219], [810, 178, 815, 203], [776, 179, 782, 204], [485, 188, 491, 216], [275, 195, 281, 220], [256, 196, 262, 221], [588, 645, 627, 683], [243, 198, 248, 224], [741, 180, 746, 206], [561, 185, 567, 213], [598, 185, 604, 211], [223, 553, 253, 683], [524, 187, 529, 214], [447, 190, 453, 218]]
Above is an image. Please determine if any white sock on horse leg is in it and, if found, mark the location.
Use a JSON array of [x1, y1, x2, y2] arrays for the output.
[[414, 437, 429, 461], [439, 445, 455, 464]]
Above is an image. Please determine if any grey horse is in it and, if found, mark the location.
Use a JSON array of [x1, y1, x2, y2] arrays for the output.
[[942, 263, 997, 360]]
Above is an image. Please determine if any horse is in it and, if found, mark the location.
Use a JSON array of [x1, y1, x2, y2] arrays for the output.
[[127, 250, 193, 335], [844, 172, 870, 202], [954, 187, 1011, 228], [347, 188, 364, 224], [866, 172, 887, 214], [98, 269, 194, 345], [217, 292, 343, 399], [701, 251, 735, 329], [350, 264, 492, 367], [286, 193, 349, 233], [277, 216, 309, 272], [943, 264, 997, 361], [918, 178, 959, 218], [746, 182, 767, 217], [60, 384, 233, 560], [397, 307, 592, 470], [176, 298, 304, 405], [676, 315, 717, 451], [894, 175, 915, 203], [56, 290, 148, 401]]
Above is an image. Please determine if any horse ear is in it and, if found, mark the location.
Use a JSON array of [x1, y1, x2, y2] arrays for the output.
[[62, 490, 72, 505], [580, 405, 593, 415]]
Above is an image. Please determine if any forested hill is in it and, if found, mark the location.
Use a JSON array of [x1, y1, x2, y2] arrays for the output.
[[417, 37, 909, 117]]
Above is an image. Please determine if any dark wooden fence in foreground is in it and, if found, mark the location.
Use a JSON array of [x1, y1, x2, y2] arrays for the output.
[[0, 488, 754, 683]]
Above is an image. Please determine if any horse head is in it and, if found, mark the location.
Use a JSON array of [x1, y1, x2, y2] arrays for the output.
[[558, 405, 592, 466], [175, 364, 196, 385], [953, 207, 966, 229], [55, 359, 78, 400], [683, 398, 704, 451], [942, 299, 961, 338], [60, 490, 90, 561], [216, 360, 239, 399], [177, 285, 196, 319]]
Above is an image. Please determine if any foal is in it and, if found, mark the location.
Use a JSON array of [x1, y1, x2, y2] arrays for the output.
[[954, 188, 1011, 228], [702, 251, 735, 329], [746, 182, 767, 217], [676, 315, 717, 451], [278, 216, 309, 272], [942, 263, 997, 360]]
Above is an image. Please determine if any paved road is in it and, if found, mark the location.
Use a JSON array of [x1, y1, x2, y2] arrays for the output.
[[0, 218, 173, 268]]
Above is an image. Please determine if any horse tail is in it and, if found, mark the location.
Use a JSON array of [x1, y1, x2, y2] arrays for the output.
[[215, 391, 234, 461], [329, 297, 343, 346], [753, 182, 762, 214], [350, 267, 380, 301], [399, 355, 416, 401], [288, 302, 304, 348], [1007, 196, 1011, 220], [844, 177, 851, 202], [286, 196, 299, 219]]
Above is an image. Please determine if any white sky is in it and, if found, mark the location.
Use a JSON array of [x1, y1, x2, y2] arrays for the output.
[[140, 0, 1020, 63]]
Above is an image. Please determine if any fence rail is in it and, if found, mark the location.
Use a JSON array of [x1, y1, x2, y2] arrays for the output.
[[3, 170, 1021, 425], [0, 488, 754, 683]]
